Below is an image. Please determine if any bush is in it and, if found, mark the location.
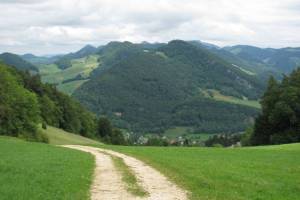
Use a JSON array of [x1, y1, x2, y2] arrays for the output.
[[212, 143, 223, 148], [241, 127, 253, 146], [97, 117, 127, 145], [205, 134, 241, 147], [35, 130, 49, 143], [42, 122, 47, 130], [146, 137, 169, 146], [270, 130, 299, 145], [17, 129, 49, 144], [111, 129, 127, 145]]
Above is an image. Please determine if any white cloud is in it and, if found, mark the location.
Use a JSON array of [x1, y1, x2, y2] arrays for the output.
[[0, 0, 300, 55]]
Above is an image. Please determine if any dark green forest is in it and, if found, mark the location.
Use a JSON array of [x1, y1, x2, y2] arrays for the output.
[[0, 53, 38, 72], [225, 45, 300, 73], [249, 69, 300, 145]]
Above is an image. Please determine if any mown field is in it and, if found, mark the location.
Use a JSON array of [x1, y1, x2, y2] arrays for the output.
[[106, 143, 300, 200], [41, 125, 100, 145], [2, 125, 299, 200], [0, 136, 94, 200]]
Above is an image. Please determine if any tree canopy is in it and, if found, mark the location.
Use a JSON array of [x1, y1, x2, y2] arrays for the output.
[[0, 63, 97, 141], [251, 69, 300, 145]]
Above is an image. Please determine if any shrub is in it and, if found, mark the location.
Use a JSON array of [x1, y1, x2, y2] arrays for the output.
[[42, 122, 47, 130], [35, 130, 49, 143]]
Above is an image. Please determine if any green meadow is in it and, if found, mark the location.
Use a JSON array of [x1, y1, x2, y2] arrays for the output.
[[107, 143, 300, 200], [40, 55, 100, 94], [2, 126, 300, 200], [0, 136, 94, 200], [201, 89, 261, 109], [41, 125, 101, 145]]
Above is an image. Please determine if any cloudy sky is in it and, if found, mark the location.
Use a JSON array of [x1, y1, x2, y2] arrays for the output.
[[1, 0, 300, 55]]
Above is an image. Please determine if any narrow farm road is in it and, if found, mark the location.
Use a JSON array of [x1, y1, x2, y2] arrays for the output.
[[63, 145, 188, 200]]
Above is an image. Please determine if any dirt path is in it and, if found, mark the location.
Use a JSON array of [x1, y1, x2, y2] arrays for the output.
[[63, 145, 188, 200]]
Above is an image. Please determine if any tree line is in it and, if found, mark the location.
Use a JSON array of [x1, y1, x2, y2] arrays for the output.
[[0, 62, 126, 144], [244, 68, 300, 145]]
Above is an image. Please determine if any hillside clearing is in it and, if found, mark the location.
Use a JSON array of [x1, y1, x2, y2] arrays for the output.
[[57, 79, 89, 96], [201, 89, 261, 109], [41, 54, 100, 94]]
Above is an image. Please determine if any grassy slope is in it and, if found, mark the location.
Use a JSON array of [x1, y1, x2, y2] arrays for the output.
[[40, 55, 100, 94], [211, 90, 261, 109], [106, 143, 300, 200], [41, 125, 100, 145], [0, 136, 94, 200], [38, 63, 61, 75], [57, 79, 89, 95], [201, 89, 261, 109]]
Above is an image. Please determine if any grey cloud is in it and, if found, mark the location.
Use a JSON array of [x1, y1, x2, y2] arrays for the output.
[[0, 0, 300, 54], [0, 0, 41, 4]]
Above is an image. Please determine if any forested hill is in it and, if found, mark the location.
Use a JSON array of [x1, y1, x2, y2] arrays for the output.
[[0, 62, 97, 142], [73, 40, 263, 133], [0, 53, 38, 72], [54, 45, 99, 69], [224, 45, 300, 73]]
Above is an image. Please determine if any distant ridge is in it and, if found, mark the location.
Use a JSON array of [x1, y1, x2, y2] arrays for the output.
[[0, 52, 38, 72]]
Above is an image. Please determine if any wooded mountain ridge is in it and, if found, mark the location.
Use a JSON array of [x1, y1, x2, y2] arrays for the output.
[[1, 40, 300, 134]]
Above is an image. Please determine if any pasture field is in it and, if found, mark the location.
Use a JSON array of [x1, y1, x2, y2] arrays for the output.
[[2, 125, 299, 200], [0, 136, 94, 200], [200, 88, 261, 109], [106, 143, 300, 200], [40, 55, 100, 94], [163, 126, 215, 142], [37, 63, 61, 75], [41, 125, 100, 145], [210, 90, 261, 109], [57, 79, 89, 95]]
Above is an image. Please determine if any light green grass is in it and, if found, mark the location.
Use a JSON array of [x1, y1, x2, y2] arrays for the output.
[[202, 89, 261, 109], [37, 63, 61, 75], [155, 51, 168, 59], [111, 155, 148, 197], [231, 64, 256, 75], [42, 55, 100, 84], [0, 136, 94, 200], [57, 79, 89, 95], [41, 125, 101, 145], [41, 55, 100, 94], [106, 143, 300, 200]]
